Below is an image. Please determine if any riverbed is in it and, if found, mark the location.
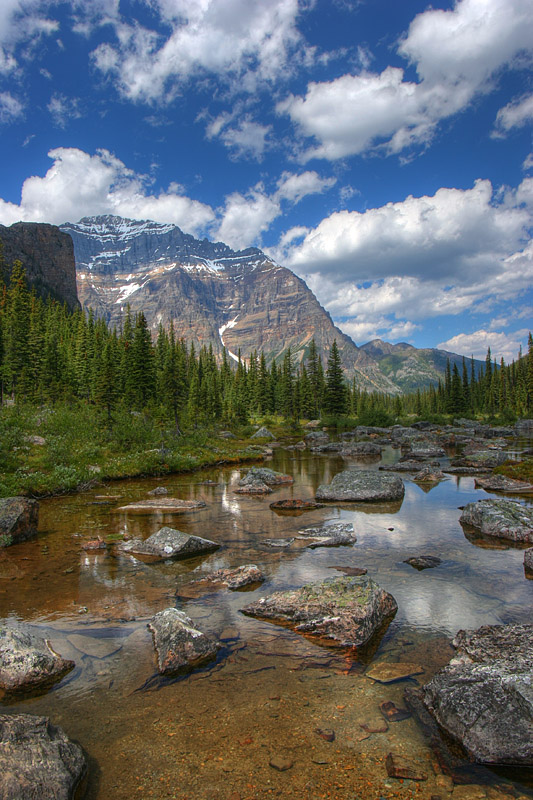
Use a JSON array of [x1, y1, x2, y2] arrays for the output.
[[1, 445, 532, 799]]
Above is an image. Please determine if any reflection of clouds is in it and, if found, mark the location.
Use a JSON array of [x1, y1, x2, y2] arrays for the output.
[[221, 485, 242, 518], [399, 579, 503, 634]]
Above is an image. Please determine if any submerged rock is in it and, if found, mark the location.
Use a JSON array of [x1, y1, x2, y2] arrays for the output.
[[422, 623, 533, 764], [0, 714, 87, 800], [241, 575, 397, 648], [366, 662, 424, 684], [0, 623, 74, 693], [404, 555, 442, 570], [119, 526, 220, 559], [0, 497, 39, 547], [148, 607, 221, 675], [316, 469, 404, 503], [115, 498, 206, 513], [460, 499, 533, 543], [239, 467, 293, 486], [193, 564, 264, 589], [261, 537, 294, 548], [385, 753, 427, 781]]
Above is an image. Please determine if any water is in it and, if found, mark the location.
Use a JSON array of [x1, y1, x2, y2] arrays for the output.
[[1, 446, 532, 799]]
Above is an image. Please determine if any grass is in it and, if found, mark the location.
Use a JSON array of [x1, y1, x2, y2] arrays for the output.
[[494, 458, 533, 484]]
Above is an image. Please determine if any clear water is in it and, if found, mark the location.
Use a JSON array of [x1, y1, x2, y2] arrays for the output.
[[1, 446, 532, 800]]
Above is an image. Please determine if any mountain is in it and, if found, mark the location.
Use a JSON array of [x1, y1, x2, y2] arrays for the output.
[[61, 215, 398, 393], [360, 339, 485, 393], [0, 222, 80, 310]]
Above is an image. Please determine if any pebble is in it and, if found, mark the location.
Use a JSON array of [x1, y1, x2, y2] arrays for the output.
[[315, 727, 335, 742], [269, 754, 294, 771]]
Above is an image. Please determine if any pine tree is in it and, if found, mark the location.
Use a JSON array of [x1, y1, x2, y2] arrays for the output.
[[323, 340, 348, 416]]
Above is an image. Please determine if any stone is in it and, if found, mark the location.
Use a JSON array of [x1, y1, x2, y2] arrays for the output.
[[341, 442, 382, 456], [380, 701, 411, 722], [193, 564, 264, 589], [366, 662, 424, 683], [0, 623, 74, 693], [219, 431, 236, 439], [241, 575, 397, 648], [315, 728, 335, 741], [404, 556, 442, 570], [304, 431, 330, 445], [306, 531, 357, 548], [115, 498, 206, 513], [525, 548, 533, 573], [234, 480, 272, 494], [422, 623, 533, 764], [359, 717, 389, 733], [408, 443, 446, 459], [381, 459, 440, 473], [81, 537, 107, 551], [251, 426, 275, 439], [316, 469, 405, 503], [269, 499, 324, 511], [453, 450, 509, 469], [239, 467, 293, 486], [413, 467, 447, 483], [269, 754, 293, 771], [0, 713, 87, 800], [119, 526, 219, 560], [330, 566, 368, 576], [148, 607, 220, 675], [474, 475, 533, 494], [67, 634, 122, 659], [460, 499, 533, 543], [261, 538, 294, 548], [147, 486, 168, 496], [298, 522, 354, 538], [385, 753, 428, 781], [0, 497, 39, 547]]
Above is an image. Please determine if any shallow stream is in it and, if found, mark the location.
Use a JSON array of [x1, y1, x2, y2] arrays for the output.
[[1, 445, 532, 800]]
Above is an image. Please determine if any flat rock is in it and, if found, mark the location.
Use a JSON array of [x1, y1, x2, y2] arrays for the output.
[[359, 717, 389, 733], [385, 753, 427, 781], [330, 566, 368, 576], [316, 469, 404, 503], [298, 522, 354, 538], [239, 467, 293, 486], [269, 499, 324, 512], [453, 450, 509, 469], [474, 475, 533, 494], [67, 634, 122, 659], [234, 480, 272, 494], [460, 499, 533, 543], [193, 564, 264, 589], [241, 575, 397, 648], [0, 623, 74, 692], [148, 607, 221, 675], [341, 442, 382, 456], [366, 661, 424, 683], [0, 497, 39, 547], [422, 623, 533, 764], [404, 555, 442, 570], [380, 700, 411, 722], [261, 537, 294, 548], [315, 727, 335, 741], [269, 754, 293, 771], [115, 498, 206, 513], [0, 714, 87, 800], [306, 531, 357, 548], [119, 526, 219, 560]]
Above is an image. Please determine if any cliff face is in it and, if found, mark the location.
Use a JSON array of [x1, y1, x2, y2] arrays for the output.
[[0, 222, 80, 310], [62, 215, 398, 392]]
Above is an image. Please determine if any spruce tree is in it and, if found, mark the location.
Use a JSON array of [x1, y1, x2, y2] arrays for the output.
[[323, 340, 347, 416]]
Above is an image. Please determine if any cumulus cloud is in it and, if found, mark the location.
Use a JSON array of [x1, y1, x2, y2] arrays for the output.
[[437, 329, 530, 361], [276, 170, 336, 202], [207, 116, 272, 161], [0, 147, 215, 233], [279, 0, 533, 160], [493, 93, 533, 135]]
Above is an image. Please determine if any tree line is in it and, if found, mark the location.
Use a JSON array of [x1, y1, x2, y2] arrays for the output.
[[1, 257, 532, 426]]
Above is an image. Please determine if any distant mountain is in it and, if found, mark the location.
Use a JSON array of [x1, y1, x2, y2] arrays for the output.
[[360, 339, 485, 393], [61, 215, 398, 393]]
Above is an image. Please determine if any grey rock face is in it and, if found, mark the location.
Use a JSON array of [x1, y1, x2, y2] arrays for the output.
[[120, 526, 220, 559], [422, 623, 533, 764], [0, 623, 74, 692], [241, 575, 397, 648], [239, 467, 293, 486], [316, 469, 404, 503], [148, 607, 220, 675], [0, 497, 39, 547], [0, 714, 87, 800], [460, 499, 533, 543]]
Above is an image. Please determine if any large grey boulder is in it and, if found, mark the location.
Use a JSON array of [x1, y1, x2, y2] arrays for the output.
[[241, 575, 397, 648], [316, 469, 404, 502], [239, 467, 293, 486], [251, 426, 275, 440], [119, 527, 219, 559], [474, 475, 533, 493], [460, 499, 533, 543], [0, 623, 74, 693], [452, 450, 508, 469], [0, 497, 39, 547], [525, 548, 533, 573], [0, 714, 87, 800], [148, 607, 220, 675], [422, 624, 533, 764]]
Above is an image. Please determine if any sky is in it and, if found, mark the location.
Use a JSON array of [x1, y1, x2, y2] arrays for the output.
[[0, 0, 532, 361]]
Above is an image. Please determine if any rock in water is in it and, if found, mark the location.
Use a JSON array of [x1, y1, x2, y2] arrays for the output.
[[404, 555, 442, 570], [0, 714, 87, 800], [239, 467, 293, 486], [0, 623, 74, 693], [422, 623, 533, 764], [525, 548, 533, 573], [148, 607, 221, 675], [0, 497, 39, 547], [316, 470, 404, 502], [460, 499, 533, 543], [241, 575, 397, 648], [119, 527, 219, 560], [193, 564, 264, 589]]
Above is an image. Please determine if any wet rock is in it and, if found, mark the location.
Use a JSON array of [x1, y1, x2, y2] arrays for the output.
[[413, 466, 447, 483], [359, 717, 389, 733], [234, 480, 272, 494], [194, 564, 264, 589], [453, 450, 509, 469], [474, 475, 533, 494], [340, 442, 382, 456], [0, 623, 74, 693], [514, 419, 533, 436], [316, 469, 404, 503], [0, 713, 87, 800], [381, 459, 441, 473], [422, 623, 533, 764], [115, 498, 206, 513], [285, 440, 306, 450], [385, 753, 428, 781], [0, 497, 39, 547], [119, 526, 220, 559], [380, 701, 412, 722], [408, 442, 446, 459], [241, 575, 397, 648], [261, 538, 294, 548], [298, 522, 354, 538], [81, 537, 107, 551], [306, 531, 357, 548], [148, 607, 221, 675], [147, 486, 168, 496], [330, 566, 368, 576], [239, 467, 293, 487], [304, 431, 329, 445], [525, 548, 533, 573], [269, 754, 293, 771], [315, 727, 335, 741], [365, 661, 424, 683], [310, 442, 344, 453], [269, 499, 324, 512], [460, 500, 533, 543], [404, 555, 442, 570], [251, 426, 275, 439]]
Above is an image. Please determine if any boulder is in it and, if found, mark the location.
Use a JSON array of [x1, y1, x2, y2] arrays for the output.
[[413, 466, 447, 483], [316, 470, 404, 503], [241, 575, 397, 648], [474, 475, 533, 494], [234, 479, 272, 495], [148, 607, 221, 675], [147, 486, 168, 496], [380, 459, 440, 473], [422, 623, 533, 764], [525, 548, 533, 573], [0, 714, 87, 800], [0, 497, 39, 547], [304, 431, 329, 445], [251, 426, 275, 440], [269, 499, 323, 512], [408, 442, 446, 459], [193, 564, 264, 589], [306, 531, 357, 548], [340, 442, 382, 456], [238, 467, 293, 486], [514, 419, 533, 436], [453, 450, 509, 469], [119, 526, 220, 559], [298, 522, 355, 539], [460, 499, 533, 543], [0, 623, 74, 693]]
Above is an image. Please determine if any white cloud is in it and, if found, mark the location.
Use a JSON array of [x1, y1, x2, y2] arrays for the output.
[[0, 147, 215, 233], [214, 186, 280, 250], [493, 93, 533, 135], [279, 0, 533, 160], [524, 153, 533, 171], [275, 170, 336, 203], [0, 91, 23, 123], [0, 1, 59, 75], [47, 93, 81, 127], [210, 117, 272, 161], [437, 329, 530, 361]]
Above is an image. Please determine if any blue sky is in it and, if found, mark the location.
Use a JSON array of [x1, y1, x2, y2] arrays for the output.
[[0, 0, 532, 360]]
